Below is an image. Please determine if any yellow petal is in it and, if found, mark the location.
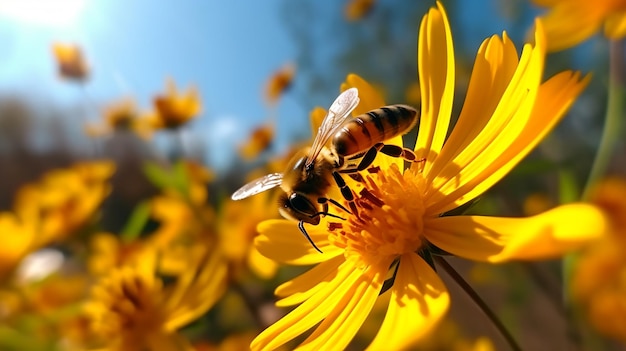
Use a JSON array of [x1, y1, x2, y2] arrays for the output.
[[256, 220, 344, 264], [247, 247, 278, 279], [427, 32, 519, 186], [413, 2, 455, 175], [425, 203, 608, 263], [604, 10, 626, 39], [297, 265, 385, 351], [275, 255, 344, 307], [538, 2, 605, 51], [250, 259, 360, 351], [429, 69, 589, 215], [164, 247, 228, 331], [368, 252, 449, 350]]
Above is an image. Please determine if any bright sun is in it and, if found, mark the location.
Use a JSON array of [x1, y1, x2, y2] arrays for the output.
[[0, 0, 86, 28]]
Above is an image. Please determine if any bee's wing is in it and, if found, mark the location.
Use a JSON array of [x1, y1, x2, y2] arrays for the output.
[[231, 173, 283, 200], [306, 88, 360, 167]]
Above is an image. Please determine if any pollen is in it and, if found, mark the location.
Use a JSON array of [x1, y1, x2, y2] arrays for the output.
[[328, 163, 427, 268]]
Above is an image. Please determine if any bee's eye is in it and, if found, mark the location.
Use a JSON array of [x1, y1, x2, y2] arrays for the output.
[[289, 193, 317, 215]]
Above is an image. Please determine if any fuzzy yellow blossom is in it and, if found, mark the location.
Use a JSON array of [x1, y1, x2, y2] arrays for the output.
[[251, 3, 606, 350], [51, 42, 89, 81], [86, 98, 153, 138], [0, 162, 114, 277], [533, 0, 626, 51], [239, 124, 274, 160], [88, 232, 145, 276], [85, 245, 227, 351], [148, 79, 202, 130], [345, 0, 375, 21], [219, 170, 280, 280], [265, 63, 295, 105], [14, 161, 115, 244], [571, 177, 626, 342]]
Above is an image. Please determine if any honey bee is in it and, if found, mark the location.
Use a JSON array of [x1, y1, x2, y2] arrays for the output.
[[232, 88, 419, 252]]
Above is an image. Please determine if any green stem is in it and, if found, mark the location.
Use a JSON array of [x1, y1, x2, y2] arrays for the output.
[[434, 256, 522, 351], [566, 39, 626, 350], [582, 40, 626, 199]]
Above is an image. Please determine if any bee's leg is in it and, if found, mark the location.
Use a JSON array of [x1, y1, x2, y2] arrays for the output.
[[298, 220, 323, 253], [352, 143, 420, 172], [332, 171, 360, 219], [318, 197, 352, 214]]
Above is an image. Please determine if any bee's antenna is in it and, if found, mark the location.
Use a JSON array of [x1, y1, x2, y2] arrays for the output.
[[298, 221, 323, 253]]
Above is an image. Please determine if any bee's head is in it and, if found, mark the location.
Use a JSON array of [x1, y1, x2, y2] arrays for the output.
[[278, 191, 321, 225]]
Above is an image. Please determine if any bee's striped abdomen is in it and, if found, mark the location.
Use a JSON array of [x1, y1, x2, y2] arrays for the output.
[[332, 104, 418, 157]]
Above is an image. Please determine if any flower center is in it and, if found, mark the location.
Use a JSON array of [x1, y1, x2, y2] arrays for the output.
[[328, 163, 427, 268], [86, 267, 164, 344]]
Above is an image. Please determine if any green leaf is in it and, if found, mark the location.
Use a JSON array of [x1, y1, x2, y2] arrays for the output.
[[558, 169, 580, 204], [172, 160, 191, 198], [121, 201, 151, 242], [143, 161, 173, 189]]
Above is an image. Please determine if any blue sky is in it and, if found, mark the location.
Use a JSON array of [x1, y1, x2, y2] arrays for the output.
[[0, 0, 603, 169], [0, 0, 306, 168]]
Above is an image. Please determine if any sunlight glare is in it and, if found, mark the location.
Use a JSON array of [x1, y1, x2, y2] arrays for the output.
[[0, 0, 85, 28]]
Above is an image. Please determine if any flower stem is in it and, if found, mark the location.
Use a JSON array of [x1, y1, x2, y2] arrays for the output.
[[582, 39, 626, 199], [434, 256, 522, 351]]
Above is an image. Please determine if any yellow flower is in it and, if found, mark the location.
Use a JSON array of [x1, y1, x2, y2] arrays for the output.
[[218, 169, 281, 279], [0, 162, 114, 277], [238, 124, 274, 160], [533, 0, 626, 51], [523, 192, 555, 216], [345, 0, 375, 21], [0, 212, 36, 277], [85, 244, 227, 351], [251, 3, 606, 350], [264, 63, 295, 105], [14, 161, 115, 244], [148, 161, 215, 249], [571, 177, 626, 342], [88, 232, 146, 276], [405, 81, 421, 106], [148, 78, 202, 130], [51, 42, 89, 81], [86, 98, 153, 138]]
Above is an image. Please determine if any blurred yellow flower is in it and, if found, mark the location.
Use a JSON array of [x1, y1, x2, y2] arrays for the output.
[[219, 170, 280, 280], [238, 124, 274, 160], [51, 42, 89, 81], [533, 0, 626, 51], [0, 162, 114, 277], [14, 161, 115, 244], [571, 177, 626, 342], [194, 332, 257, 351], [85, 245, 227, 351], [148, 78, 202, 130], [88, 232, 145, 276], [0, 212, 36, 277], [264, 63, 295, 105], [523, 192, 554, 216], [86, 98, 153, 139], [251, 4, 605, 350], [149, 161, 215, 248], [345, 0, 375, 21], [404, 80, 421, 106]]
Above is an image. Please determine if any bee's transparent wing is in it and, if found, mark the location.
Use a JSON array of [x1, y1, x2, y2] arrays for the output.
[[231, 173, 283, 200], [306, 88, 360, 167]]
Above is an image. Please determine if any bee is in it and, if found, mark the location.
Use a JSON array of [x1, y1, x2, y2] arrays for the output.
[[232, 88, 419, 252]]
